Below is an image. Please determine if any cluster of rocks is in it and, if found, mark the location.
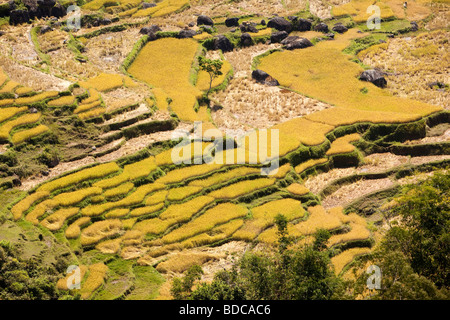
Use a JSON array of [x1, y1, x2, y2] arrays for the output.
[[6, 0, 65, 25]]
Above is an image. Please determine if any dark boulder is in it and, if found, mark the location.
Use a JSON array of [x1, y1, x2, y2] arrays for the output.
[[325, 33, 334, 39], [293, 18, 312, 31], [197, 15, 214, 26], [252, 69, 279, 86], [40, 25, 52, 34], [270, 31, 288, 43], [240, 32, 253, 47], [261, 19, 266, 26], [359, 69, 387, 88], [284, 37, 313, 50], [101, 18, 112, 25], [280, 35, 300, 45], [267, 17, 292, 32], [139, 25, 162, 35], [188, 21, 195, 27], [332, 23, 348, 33], [314, 22, 329, 33], [225, 17, 239, 27], [9, 10, 30, 25], [142, 2, 157, 9], [50, 3, 64, 18], [240, 22, 258, 33], [214, 35, 234, 52], [410, 21, 418, 32], [178, 29, 197, 38]]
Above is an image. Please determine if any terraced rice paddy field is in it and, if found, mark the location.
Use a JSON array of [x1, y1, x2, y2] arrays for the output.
[[0, 0, 448, 300]]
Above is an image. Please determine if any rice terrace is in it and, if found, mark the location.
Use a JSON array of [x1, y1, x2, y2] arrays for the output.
[[0, 0, 448, 304]]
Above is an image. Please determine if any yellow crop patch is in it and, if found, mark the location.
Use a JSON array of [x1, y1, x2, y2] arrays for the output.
[[128, 38, 203, 121], [57, 265, 88, 291], [103, 182, 134, 199], [156, 163, 223, 184], [14, 91, 59, 105], [74, 101, 102, 114], [167, 186, 202, 201], [286, 183, 310, 195], [65, 217, 91, 239], [0, 107, 28, 124], [105, 208, 130, 218], [326, 133, 361, 155], [79, 73, 126, 92], [0, 113, 41, 141], [82, 183, 165, 216], [161, 202, 248, 243], [258, 32, 442, 124], [132, 0, 189, 17], [331, 247, 371, 275], [37, 163, 120, 193], [83, 0, 141, 11], [80, 263, 109, 299], [81, 219, 123, 246], [41, 207, 79, 231], [47, 95, 76, 107], [188, 167, 261, 188], [0, 81, 19, 94], [11, 124, 49, 145], [181, 219, 244, 248], [78, 107, 106, 120], [294, 158, 328, 174], [130, 203, 165, 217], [11, 191, 50, 221], [272, 117, 335, 147], [208, 178, 276, 199], [133, 196, 215, 235], [15, 86, 34, 96], [145, 190, 168, 206], [234, 198, 304, 241]]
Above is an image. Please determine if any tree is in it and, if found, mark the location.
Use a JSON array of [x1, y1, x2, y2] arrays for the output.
[[170, 265, 203, 299], [172, 215, 345, 300], [197, 56, 223, 99], [353, 171, 449, 299]]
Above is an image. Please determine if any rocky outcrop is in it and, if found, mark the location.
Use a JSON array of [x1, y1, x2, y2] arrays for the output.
[[8, 0, 66, 25], [178, 29, 197, 38], [359, 69, 387, 88], [252, 69, 279, 86], [284, 37, 313, 50], [267, 17, 292, 33], [293, 18, 312, 31], [240, 21, 258, 33], [332, 23, 348, 34], [270, 31, 289, 43], [142, 2, 156, 9], [214, 35, 234, 52], [139, 25, 162, 40], [225, 17, 239, 27], [240, 33, 253, 47], [314, 22, 329, 33], [197, 15, 214, 26]]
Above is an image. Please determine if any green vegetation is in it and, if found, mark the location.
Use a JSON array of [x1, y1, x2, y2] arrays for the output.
[[353, 172, 450, 299], [171, 216, 346, 300], [0, 240, 68, 300]]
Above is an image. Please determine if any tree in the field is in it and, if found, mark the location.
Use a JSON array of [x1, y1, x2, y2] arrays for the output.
[[353, 171, 450, 299], [197, 56, 223, 99], [171, 215, 345, 300]]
